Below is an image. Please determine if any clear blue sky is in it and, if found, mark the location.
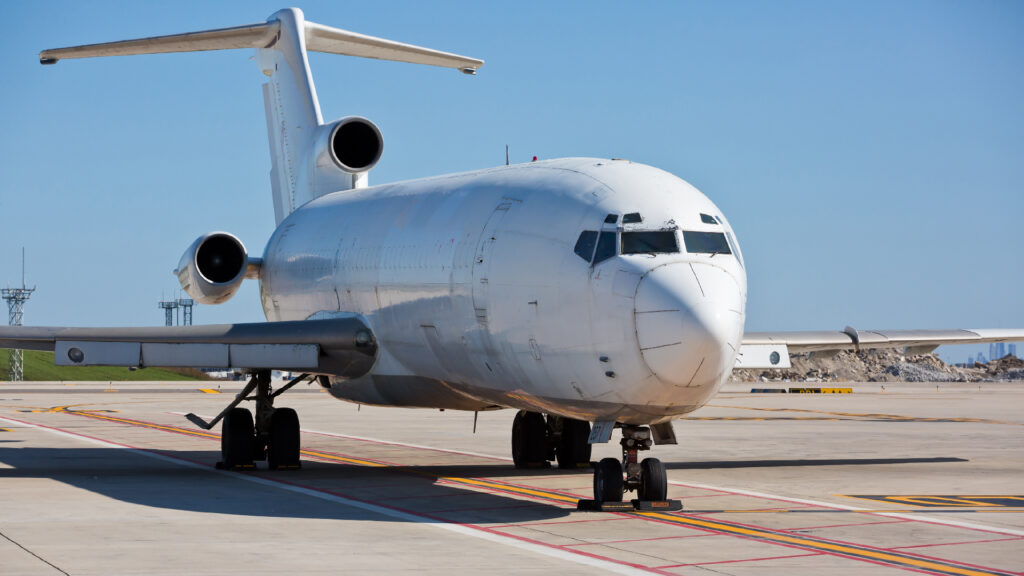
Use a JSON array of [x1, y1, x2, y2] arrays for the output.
[[1, 1, 1021, 363]]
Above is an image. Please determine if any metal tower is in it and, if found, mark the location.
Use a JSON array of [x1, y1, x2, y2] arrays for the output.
[[177, 298, 194, 326], [158, 300, 179, 327], [2, 249, 35, 381]]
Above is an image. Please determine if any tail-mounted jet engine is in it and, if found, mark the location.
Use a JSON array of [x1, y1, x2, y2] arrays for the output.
[[314, 116, 383, 174], [175, 232, 254, 305]]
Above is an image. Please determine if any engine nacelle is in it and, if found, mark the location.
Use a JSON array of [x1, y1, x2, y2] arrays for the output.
[[314, 116, 383, 174], [175, 232, 249, 305]]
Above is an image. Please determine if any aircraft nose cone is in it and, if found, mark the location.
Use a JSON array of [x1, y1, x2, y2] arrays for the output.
[[634, 263, 744, 388]]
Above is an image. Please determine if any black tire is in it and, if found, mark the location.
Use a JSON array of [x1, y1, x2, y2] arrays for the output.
[[221, 407, 254, 468], [556, 418, 592, 469], [593, 457, 624, 502], [638, 457, 667, 501], [511, 411, 548, 468], [267, 407, 301, 470]]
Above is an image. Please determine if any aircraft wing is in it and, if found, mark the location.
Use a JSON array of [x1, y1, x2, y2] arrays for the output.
[[736, 327, 1024, 369], [0, 318, 376, 377]]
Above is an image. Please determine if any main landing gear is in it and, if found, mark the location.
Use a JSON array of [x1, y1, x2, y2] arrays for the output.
[[511, 411, 592, 470], [186, 370, 307, 470], [580, 425, 682, 512]]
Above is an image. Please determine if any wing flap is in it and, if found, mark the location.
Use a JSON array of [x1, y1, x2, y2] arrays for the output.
[[1, 318, 374, 376]]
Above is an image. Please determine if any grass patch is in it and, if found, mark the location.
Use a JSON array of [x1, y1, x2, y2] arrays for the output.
[[0, 349, 210, 381]]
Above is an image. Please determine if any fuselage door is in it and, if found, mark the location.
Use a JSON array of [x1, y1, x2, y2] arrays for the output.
[[471, 200, 513, 323]]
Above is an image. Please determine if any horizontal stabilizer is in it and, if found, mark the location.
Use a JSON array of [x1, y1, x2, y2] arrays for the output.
[[39, 13, 483, 73]]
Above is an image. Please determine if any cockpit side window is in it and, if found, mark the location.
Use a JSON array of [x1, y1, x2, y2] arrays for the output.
[[682, 231, 732, 255], [593, 231, 617, 264], [574, 231, 599, 262], [621, 231, 679, 255], [700, 213, 718, 224]]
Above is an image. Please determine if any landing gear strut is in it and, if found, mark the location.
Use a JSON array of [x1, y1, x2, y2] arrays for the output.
[[580, 425, 680, 512], [186, 370, 306, 470], [511, 411, 591, 469]]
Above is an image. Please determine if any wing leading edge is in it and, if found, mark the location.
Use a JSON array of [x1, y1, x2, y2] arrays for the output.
[[0, 318, 376, 377], [737, 327, 1024, 369]]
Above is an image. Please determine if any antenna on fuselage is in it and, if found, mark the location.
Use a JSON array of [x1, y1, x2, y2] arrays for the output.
[[505, 145, 509, 166]]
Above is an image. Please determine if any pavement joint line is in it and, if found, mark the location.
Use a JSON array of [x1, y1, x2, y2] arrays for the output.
[[0, 527, 70, 576], [42, 408, 1021, 576], [0, 413, 660, 576]]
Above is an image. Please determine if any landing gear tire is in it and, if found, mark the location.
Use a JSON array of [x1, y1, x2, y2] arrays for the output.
[[594, 457, 624, 502], [556, 418, 592, 469], [638, 457, 667, 501], [512, 411, 548, 468], [221, 407, 254, 468], [267, 407, 301, 470]]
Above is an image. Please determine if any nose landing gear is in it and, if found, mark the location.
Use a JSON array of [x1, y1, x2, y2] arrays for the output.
[[580, 425, 681, 512]]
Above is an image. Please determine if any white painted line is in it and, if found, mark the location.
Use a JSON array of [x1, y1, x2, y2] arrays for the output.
[[671, 480, 1024, 537], [0, 415, 652, 576]]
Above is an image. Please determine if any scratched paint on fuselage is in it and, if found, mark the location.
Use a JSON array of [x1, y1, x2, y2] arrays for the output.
[[260, 158, 747, 423]]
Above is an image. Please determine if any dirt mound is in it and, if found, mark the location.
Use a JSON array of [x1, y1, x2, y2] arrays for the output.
[[731, 349, 1023, 383]]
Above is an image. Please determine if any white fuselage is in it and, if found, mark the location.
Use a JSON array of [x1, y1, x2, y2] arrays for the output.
[[260, 158, 747, 425]]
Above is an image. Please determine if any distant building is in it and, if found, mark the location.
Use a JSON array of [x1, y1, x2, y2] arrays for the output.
[[967, 355, 974, 366], [1010, 343, 1018, 359], [989, 342, 1006, 361], [976, 353, 987, 364]]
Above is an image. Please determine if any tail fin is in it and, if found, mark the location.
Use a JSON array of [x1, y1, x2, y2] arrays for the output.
[[41, 7, 483, 225]]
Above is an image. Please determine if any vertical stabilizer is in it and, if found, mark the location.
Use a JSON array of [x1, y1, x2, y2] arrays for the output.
[[39, 7, 483, 226], [259, 9, 322, 224]]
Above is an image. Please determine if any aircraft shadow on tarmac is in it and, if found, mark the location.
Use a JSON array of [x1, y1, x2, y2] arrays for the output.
[[0, 446, 576, 523], [0, 445, 968, 523]]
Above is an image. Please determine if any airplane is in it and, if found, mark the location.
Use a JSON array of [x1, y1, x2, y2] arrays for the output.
[[3, 7, 1023, 508]]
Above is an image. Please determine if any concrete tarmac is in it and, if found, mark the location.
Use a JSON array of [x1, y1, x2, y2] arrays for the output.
[[0, 380, 1021, 575]]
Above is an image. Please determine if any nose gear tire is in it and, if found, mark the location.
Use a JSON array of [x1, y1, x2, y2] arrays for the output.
[[594, 457, 624, 502], [638, 457, 667, 501]]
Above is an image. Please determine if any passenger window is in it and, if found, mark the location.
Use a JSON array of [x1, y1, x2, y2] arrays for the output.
[[700, 213, 718, 224], [622, 212, 642, 224], [593, 231, 617, 264], [574, 231, 598, 262], [622, 231, 679, 255], [682, 231, 732, 255]]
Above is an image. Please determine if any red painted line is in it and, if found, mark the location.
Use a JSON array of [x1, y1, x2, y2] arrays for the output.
[[891, 537, 1024, 550], [656, 551, 822, 568], [564, 533, 715, 548]]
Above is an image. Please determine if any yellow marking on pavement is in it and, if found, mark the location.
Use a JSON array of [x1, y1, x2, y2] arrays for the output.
[[0, 428, 10, 432], [843, 495, 1024, 508], [198, 389, 221, 394], [637, 511, 1008, 576]]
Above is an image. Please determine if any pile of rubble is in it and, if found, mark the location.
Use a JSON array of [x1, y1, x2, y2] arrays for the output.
[[731, 349, 1024, 383]]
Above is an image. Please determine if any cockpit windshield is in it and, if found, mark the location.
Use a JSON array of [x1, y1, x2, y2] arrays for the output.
[[682, 231, 732, 255], [621, 231, 679, 255]]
